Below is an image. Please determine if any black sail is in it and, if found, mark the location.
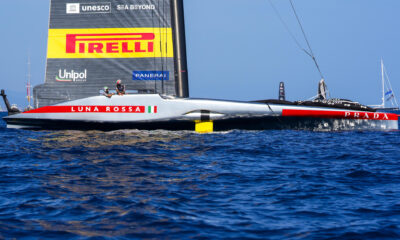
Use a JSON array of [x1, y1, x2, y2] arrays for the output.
[[34, 0, 188, 108]]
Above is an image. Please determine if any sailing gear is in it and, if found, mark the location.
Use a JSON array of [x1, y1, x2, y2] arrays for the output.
[[279, 82, 285, 101], [1, 89, 21, 115]]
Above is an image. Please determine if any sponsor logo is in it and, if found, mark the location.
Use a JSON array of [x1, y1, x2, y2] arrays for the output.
[[66, 3, 80, 14], [281, 109, 396, 121], [24, 106, 159, 114], [47, 28, 174, 59], [71, 106, 145, 113], [117, 4, 156, 11], [132, 71, 169, 81], [66, 3, 111, 14], [56, 69, 87, 82], [66, 33, 154, 54], [344, 112, 390, 120]]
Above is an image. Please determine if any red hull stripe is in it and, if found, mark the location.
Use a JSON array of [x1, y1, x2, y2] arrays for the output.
[[24, 106, 148, 114], [282, 109, 398, 121]]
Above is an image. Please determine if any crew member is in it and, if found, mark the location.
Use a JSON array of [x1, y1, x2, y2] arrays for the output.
[[116, 79, 126, 95], [103, 86, 113, 98]]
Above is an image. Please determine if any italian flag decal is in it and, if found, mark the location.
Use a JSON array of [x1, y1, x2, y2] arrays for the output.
[[148, 106, 158, 114]]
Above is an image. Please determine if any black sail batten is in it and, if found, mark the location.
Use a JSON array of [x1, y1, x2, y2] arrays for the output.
[[171, 0, 189, 98], [34, 0, 183, 108]]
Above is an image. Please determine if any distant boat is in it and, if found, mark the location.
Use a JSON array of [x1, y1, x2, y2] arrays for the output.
[[370, 59, 400, 114]]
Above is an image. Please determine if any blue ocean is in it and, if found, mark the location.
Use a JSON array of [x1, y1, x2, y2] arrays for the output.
[[0, 112, 399, 239]]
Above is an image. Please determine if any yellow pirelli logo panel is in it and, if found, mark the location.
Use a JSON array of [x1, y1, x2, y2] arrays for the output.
[[47, 28, 174, 59]]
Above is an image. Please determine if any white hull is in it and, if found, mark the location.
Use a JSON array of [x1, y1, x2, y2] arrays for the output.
[[3, 94, 398, 131]]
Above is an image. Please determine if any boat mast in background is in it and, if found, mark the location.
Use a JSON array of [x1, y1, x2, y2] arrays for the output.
[[26, 53, 33, 110], [380, 59, 398, 109], [371, 59, 399, 110], [381, 59, 385, 108]]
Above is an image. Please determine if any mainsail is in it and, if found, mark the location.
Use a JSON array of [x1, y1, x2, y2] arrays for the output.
[[34, 0, 188, 108]]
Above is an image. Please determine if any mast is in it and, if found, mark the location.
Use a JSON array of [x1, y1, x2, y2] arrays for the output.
[[26, 53, 33, 109], [171, 0, 189, 98], [381, 59, 385, 108], [382, 60, 399, 108]]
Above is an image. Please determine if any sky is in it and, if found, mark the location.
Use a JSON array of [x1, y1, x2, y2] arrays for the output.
[[1, 0, 400, 110]]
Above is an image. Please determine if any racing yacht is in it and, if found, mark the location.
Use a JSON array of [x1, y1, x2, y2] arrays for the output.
[[2, 0, 398, 132]]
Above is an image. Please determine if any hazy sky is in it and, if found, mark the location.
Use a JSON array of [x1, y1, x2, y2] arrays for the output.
[[1, 0, 400, 109]]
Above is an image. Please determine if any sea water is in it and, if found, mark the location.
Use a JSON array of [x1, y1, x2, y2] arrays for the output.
[[0, 113, 399, 239]]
